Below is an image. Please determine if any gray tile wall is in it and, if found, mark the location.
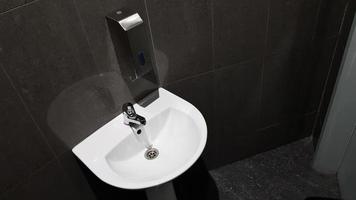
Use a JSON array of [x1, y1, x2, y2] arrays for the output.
[[0, 0, 354, 199], [0, 0, 135, 199], [163, 0, 320, 169], [0, 0, 34, 14]]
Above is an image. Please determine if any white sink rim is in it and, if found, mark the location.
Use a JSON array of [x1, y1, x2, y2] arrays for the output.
[[72, 88, 207, 189]]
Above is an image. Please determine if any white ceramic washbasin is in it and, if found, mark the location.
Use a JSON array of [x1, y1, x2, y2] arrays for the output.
[[72, 88, 207, 189]]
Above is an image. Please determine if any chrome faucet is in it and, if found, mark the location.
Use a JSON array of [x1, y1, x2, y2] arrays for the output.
[[122, 103, 152, 148], [122, 102, 159, 160], [122, 103, 146, 127]]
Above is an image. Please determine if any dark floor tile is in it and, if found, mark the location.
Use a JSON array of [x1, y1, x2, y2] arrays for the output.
[[213, 0, 268, 68], [211, 138, 340, 200], [260, 52, 306, 128], [211, 172, 245, 200], [164, 72, 217, 168], [0, 0, 107, 155], [147, 0, 212, 84], [207, 112, 314, 168], [2, 160, 94, 200], [0, 70, 54, 194], [268, 0, 320, 54], [211, 113, 313, 168]]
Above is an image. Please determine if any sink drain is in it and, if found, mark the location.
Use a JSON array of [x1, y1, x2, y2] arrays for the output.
[[144, 148, 159, 160]]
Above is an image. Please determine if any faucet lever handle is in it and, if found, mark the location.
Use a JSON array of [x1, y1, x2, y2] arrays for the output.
[[122, 102, 146, 125], [122, 102, 136, 118]]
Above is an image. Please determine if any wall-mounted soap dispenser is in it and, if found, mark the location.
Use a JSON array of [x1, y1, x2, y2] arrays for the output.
[[106, 9, 159, 106]]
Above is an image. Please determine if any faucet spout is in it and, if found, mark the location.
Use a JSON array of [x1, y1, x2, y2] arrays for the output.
[[122, 102, 152, 149]]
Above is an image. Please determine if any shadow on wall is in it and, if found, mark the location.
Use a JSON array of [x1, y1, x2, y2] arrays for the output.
[[46, 72, 133, 151], [153, 48, 169, 84]]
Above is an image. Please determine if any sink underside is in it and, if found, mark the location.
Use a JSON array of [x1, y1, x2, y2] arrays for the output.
[[72, 88, 207, 189]]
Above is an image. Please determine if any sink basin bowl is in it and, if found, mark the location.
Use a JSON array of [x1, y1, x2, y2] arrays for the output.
[[72, 88, 207, 189]]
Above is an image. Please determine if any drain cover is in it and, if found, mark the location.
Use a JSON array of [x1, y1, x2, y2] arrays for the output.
[[144, 148, 159, 160]]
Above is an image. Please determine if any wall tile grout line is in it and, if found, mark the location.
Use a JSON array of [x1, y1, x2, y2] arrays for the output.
[[0, 0, 40, 16], [305, 110, 317, 116], [256, 122, 281, 132], [211, 56, 219, 167], [210, 0, 215, 70], [263, 0, 271, 56], [337, 2, 351, 37], [311, 0, 324, 42], [258, 0, 272, 131], [164, 69, 215, 87], [0, 157, 57, 198], [326, 34, 342, 40], [0, 65, 58, 159], [71, 0, 102, 75], [165, 55, 265, 88], [143, 0, 162, 86], [257, 110, 317, 134], [214, 57, 262, 73]]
